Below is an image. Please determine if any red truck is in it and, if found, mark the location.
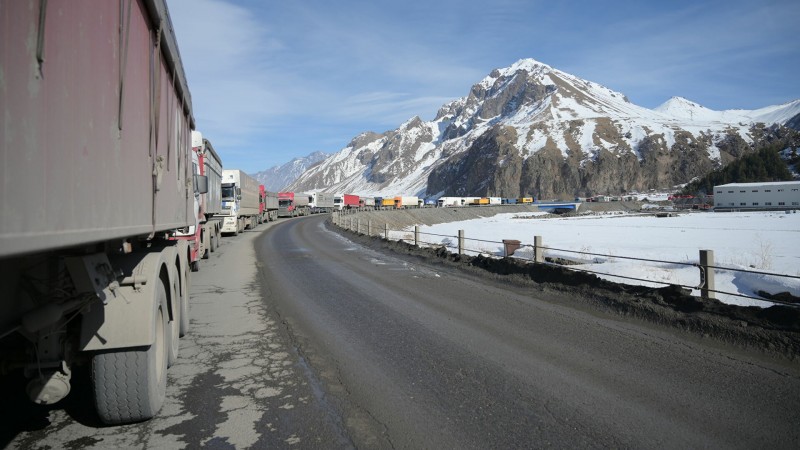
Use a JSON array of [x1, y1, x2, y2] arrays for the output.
[[278, 192, 310, 217], [343, 194, 361, 209], [1, 0, 196, 424]]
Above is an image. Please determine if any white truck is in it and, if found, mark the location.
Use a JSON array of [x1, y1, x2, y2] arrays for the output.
[[309, 192, 335, 213], [1, 0, 195, 424], [219, 169, 260, 235]]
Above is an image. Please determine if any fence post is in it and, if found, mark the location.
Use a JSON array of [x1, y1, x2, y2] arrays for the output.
[[458, 230, 464, 255], [414, 226, 419, 247], [367, 220, 372, 236], [534, 235, 544, 263], [699, 250, 715, 299], [356, 218, 361, 234], [384, 223, 389, 240]]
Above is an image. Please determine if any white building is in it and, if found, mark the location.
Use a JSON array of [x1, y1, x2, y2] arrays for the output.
[[714, 181, 800, 210]]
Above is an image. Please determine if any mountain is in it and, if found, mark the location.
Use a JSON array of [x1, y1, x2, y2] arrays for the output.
[[252, 151, 329, 192], [287, 59, 800, 199]]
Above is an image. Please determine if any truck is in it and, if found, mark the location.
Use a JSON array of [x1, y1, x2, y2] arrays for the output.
[[359, 197, 376, 210], [219, 169, 260, 235], [343, 194, 361, 209], [1, 0, 195, 424], [394, 196, 420, 208], [174, 131, 223, 270], [200, 136, 224, 257], [260, 186, 279, 223], [278, 192, 310, 217], [309, 192, 335, 213]]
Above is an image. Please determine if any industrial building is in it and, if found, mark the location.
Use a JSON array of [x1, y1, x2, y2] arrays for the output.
[[714, 181, 800, 210]]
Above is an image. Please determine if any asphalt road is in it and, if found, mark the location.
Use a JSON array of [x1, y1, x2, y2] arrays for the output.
[[259, 214, 800, 449], [4, 214, 800, 449], [2, 220, 347, 449]]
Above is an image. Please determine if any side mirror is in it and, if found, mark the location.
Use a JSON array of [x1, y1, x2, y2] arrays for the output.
[[194, 175, 209, 194]]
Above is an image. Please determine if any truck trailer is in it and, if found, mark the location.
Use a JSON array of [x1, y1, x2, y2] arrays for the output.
[[199, 134, 224, 258], [260, 186, 279, 222], [309, 192, 335, 213], [278, 192, 310, 217], [394, 196, 420, 208], [1, 0, 196, 424], [343, 194, 361, 209], [219, 169, 260, 235], [174, 131, 223, 270]]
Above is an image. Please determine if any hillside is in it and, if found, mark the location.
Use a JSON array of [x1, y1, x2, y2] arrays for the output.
[[252, 151, 328, 192], [288, 59, 800, 198]]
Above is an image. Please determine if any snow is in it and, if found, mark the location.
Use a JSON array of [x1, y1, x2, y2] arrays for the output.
[[407, 211, 800, 308]]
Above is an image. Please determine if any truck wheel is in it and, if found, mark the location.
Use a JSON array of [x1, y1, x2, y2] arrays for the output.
[[168, 270, 180, 366], [179, 259, 190, 337], [92, 280, 169, 424]]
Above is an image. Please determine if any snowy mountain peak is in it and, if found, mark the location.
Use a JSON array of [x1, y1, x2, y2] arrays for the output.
[[288, 58, 799, 199], [479, 58, 552, 89], [654, 96, 712, 117]]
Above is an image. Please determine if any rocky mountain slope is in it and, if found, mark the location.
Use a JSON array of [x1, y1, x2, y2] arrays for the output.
[[288, 59, 800, 199], [252, 151, 328, 192]]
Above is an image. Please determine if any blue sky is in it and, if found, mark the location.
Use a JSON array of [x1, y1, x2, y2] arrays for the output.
[[168, 0, 799, 174]]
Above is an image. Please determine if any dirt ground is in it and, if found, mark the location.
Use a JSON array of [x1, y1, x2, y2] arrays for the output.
[[328, 205, 800, 360]]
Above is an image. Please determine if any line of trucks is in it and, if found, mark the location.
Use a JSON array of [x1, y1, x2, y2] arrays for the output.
[[0, 0, 311, 425], [0, 0, 545, 426]]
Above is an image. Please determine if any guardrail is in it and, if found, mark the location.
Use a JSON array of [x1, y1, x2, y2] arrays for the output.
[[331, 213, 800, 307]]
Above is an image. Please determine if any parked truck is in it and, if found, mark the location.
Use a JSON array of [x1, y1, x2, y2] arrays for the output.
[[359, 197, 376, 210], [260, 186, 279, 223], [1, 0, 195, 424], [343, 194, 361, 209], [175, 131, 223, 270], [309, 192, 335, 213], [219, 169, 260, 235], [278, 192, 310, 217], [199, 134, 224, 258], [394, 196, 420, 208]]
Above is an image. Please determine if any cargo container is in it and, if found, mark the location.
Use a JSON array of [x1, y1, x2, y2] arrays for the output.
[[278, 192, 310, 217], [381, 198, 396, 208], [437, 197, 463, 207], [395, 196, 420, 208], [219, 169, 260, 235], [343, 194, 361, 209], [359, 197, 376, 210], [518, 197, 534, 203], [0, 0, 195, 424], [470, 198, 490, 205]]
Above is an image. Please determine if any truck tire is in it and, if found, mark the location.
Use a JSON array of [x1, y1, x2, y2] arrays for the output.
[[202, 228, 210, 259], [92, 281, 169, 424], [179, 257, 190, 337], [168, 271, 180, 366]]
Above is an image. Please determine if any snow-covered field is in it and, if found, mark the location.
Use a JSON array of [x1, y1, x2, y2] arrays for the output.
[[401, 211, 800, 308]]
